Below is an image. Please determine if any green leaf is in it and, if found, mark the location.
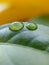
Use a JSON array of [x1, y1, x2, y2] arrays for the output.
[[0, 21, 49, 51], [0, 43, 49, 65], [0, 16, 49, 65]]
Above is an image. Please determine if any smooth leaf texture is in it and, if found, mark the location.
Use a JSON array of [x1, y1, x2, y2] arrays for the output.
[[0, 43, 49, 65]]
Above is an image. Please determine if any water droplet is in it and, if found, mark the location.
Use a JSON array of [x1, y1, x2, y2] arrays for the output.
[[26, 22, 38, 30], [9, 22, 24, 31]]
